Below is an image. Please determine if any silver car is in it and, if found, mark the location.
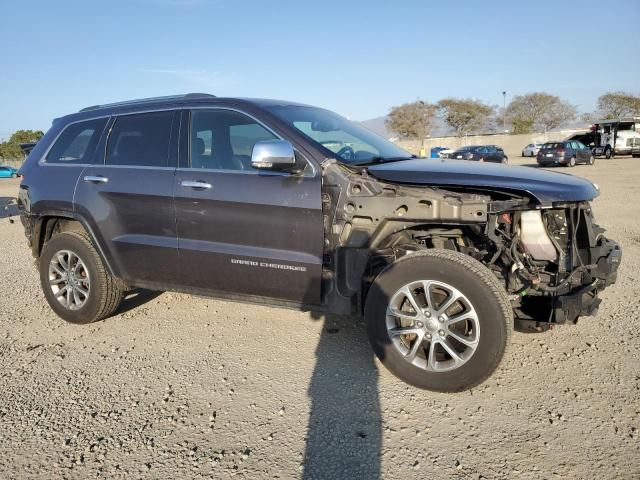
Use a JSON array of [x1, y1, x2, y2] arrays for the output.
[[522, 143, 543, 157]]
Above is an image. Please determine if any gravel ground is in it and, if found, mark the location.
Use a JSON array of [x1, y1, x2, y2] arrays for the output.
[[0, 157, 638, 479]]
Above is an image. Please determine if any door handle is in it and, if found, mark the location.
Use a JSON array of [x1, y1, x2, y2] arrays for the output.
[[83, 175, 108, 183], [181, 180, 212, 189]]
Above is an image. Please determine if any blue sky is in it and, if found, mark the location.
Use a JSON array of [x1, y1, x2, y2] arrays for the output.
[[1, 0, 639, 138]]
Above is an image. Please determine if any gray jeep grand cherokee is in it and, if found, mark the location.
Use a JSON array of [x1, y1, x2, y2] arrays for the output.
[[18, 93, 621, 392]]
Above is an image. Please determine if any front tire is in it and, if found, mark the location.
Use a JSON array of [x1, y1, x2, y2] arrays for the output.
[[365, 249, 512, 392], [588, 155, 595, 165], [40, 231, 123, 324], [605, 146, 612, 159]]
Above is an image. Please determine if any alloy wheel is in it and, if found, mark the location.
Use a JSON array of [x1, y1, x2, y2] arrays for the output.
[[385, 280, 480, 372], [48, 250, 91, 310]]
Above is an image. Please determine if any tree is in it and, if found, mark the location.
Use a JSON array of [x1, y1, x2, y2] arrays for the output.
[[596, 92, 640, 119], [505, 92, 576, 133], [385, 100, 437, 140], [0, 129, 44, 161], [436, 98, 495, 137], [511, 118, 534, 134], [9, 129, 44, 144]]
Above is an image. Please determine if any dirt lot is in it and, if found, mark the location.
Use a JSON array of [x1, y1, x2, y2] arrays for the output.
[[0, 157, 638, 479]]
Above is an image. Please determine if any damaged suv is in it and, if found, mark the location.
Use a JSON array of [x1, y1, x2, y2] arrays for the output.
[[18, 94, 621, 392]]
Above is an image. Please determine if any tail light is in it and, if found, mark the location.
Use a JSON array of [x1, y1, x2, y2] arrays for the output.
[[556, 148, 565, 156]]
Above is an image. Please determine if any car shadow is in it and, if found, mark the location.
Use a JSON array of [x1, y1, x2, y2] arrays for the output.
[[0, 197, 18, 219], [303, 312, 382, 480], [115, 289, 163, 315]]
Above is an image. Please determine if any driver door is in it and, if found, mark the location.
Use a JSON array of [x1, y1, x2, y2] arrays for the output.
[[173, 108, 324, 305]]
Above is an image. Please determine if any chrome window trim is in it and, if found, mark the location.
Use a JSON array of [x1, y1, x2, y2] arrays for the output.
[[38, 114, 111, 166], [38, 163, 93, 168], [175, 167, 311, 177], [88, 165, 177, 171], [186, 106, 317, 178]]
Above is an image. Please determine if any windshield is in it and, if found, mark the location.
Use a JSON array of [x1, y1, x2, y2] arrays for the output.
[[265, 105, 413, 164]]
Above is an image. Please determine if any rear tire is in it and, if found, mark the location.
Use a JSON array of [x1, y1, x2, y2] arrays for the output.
[[39, 231, 123, 324], [568, 156, 576, 167], [11, 173, 17, 178], [605, 146, 612, 159], [365, 249, 512, 392]]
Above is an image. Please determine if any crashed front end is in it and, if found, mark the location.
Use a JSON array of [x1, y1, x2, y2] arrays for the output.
[[490, 203, 621, 331]]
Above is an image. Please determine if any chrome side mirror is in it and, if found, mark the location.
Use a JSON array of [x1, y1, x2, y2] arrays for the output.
[[251, 140, 296, 170]]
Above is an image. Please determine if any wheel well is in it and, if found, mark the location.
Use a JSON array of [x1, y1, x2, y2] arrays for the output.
[[353, 225, 486, 313], [37, 216, 84, 257]]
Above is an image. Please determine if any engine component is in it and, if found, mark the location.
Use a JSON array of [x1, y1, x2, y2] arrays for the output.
[[519, 210, 557, 261]]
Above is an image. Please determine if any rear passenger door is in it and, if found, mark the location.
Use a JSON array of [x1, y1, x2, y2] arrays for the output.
[[75, 111, 180, 287], [173, 108, 323, 305], [574, 141, 589, 162]]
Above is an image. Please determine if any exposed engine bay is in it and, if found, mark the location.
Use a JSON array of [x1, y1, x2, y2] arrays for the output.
[[320, 160, 622, 330]]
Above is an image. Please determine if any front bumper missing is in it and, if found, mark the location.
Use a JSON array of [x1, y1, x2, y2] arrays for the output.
[[514, 238, 621, 332], [555, 238, 621, 324]]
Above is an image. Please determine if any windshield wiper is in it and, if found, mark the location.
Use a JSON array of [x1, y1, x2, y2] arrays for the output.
[[350, 155, 416, 166]]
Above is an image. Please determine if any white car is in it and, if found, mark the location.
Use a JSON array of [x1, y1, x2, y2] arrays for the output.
[[438, 147, 455, 158], [522, 143, 543, 157]]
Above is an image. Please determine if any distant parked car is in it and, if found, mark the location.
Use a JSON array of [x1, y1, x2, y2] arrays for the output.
[[429, 146, 449, 158], [522, 143, 543, 157], [537, 141, 594, 167], [450, 145, 508, 163], [437, 147, 455, 158], [0, 166, 18, 178]]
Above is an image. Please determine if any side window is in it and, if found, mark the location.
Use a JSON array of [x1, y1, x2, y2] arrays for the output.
[[189, 110, 277, 170], [106, 111, 173, 167], [45, 118, 108, 164], [570, 141, 578, 149], [576, 141, 586, 149]]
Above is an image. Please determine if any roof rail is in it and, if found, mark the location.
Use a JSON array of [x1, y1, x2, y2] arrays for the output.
[[79, 93, 216, 112]]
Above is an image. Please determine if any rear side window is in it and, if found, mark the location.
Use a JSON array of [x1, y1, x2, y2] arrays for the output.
[[106, 111, 173, 167], [46, 118, 108, 164]]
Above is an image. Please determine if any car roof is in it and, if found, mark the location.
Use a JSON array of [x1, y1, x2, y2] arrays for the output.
[[78, 93, 312, 114], [57, 93, 315, 124]]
